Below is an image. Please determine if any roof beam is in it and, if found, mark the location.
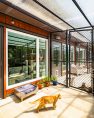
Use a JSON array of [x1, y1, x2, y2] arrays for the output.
[[72, 0, 93, 28]]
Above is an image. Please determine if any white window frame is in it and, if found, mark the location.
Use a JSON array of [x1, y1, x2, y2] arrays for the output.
[[6, 28, 48, 89]]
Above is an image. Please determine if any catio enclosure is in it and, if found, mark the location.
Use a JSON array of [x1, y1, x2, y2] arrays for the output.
[[0, 0, 94, 98]]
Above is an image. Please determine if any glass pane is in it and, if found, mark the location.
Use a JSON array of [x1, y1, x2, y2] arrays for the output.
[[79, 48, 86, 64], [37, 0, 89, 27], [8, 31, 36, 85], [52, 41, 61, 64], [62, 62, 66, 76], [39, 39, 46, 77], [52, 41, 61, 76], [70, 46, 74, 62], [57, 62, 66, 85], [76, 46, 86, 65], [62, 44, 66, 61], [76, 47, 79, 65], [27, 42, 36, 79], [52, 61, 61, 77]]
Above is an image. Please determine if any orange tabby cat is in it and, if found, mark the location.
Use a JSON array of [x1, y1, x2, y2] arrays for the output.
[[30, 94, 61, 112]]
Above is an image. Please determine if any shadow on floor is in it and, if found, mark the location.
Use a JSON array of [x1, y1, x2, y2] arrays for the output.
[[25, 106, 54, 113], [87, 100, 94, 118], [10, 95, 21, 103], [14, 106, 54, 118]]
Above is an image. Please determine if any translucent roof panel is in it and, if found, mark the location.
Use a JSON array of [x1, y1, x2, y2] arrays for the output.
[[6, 0, 71, 30], [37, 0, 90, 28], [76, 0, 94, 25], [6, 0, 90, 42]]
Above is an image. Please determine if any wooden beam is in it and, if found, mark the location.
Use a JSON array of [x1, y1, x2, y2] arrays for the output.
[[0, 13, 49, 37]]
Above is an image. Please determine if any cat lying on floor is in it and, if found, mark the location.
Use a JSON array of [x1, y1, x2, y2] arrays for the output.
[[30, 94, 61, 112]]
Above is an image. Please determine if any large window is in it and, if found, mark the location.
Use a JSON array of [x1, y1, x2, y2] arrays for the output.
[[7, 29, 48, 88]]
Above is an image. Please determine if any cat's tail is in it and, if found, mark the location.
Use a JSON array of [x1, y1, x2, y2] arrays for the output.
[[29, 98, 40, 104]]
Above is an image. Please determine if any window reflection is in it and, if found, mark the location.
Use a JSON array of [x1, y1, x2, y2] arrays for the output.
[[8, 31, 36, 85], [52, 42, 61, 76], [76, 47, 86, 65], [39, 40, 46, 77]]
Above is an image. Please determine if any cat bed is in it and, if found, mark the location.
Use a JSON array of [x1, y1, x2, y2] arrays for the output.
[[14, 84, 38, 101]]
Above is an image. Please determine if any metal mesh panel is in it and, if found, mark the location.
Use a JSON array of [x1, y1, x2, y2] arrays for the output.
[[69, 36, 92, 93]]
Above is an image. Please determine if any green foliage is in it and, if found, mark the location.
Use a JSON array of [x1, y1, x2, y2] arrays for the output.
[[37, 80, 43, 84], [51, 76, 57, 81], [42, 76, 57, 82], [43, 76, 51, 82]]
